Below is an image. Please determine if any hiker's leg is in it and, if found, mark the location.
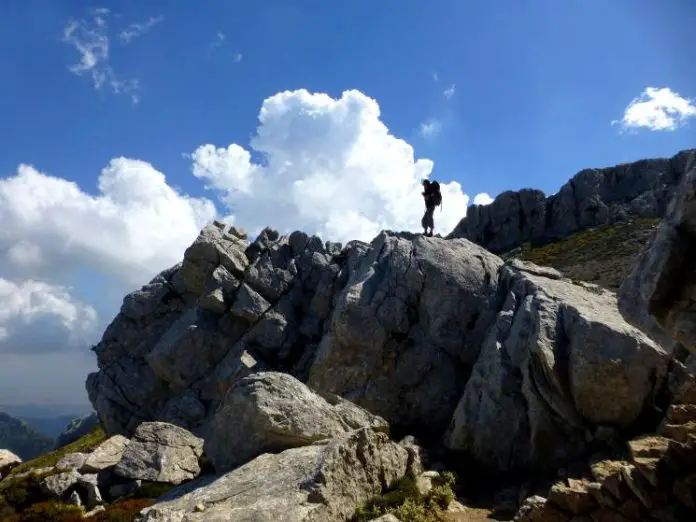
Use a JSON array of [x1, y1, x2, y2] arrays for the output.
[[424, 207, 435, 236]]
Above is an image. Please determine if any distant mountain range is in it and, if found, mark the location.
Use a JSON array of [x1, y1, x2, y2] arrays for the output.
[[0, 412, 55, 460], [0, 404, 93, 459]]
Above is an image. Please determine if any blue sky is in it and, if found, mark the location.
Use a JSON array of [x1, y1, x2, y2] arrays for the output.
[[0, 0, 695, 408]]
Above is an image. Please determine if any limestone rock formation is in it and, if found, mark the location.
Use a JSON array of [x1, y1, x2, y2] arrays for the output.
[[204, 371, 388, 473], [137, 428, 410, 522], [444, 259, 668, 472], [55, 412, 99, 449], [620, 158, 696, 352], [85, 219, 676, 474], [448, 148, 696, 254]]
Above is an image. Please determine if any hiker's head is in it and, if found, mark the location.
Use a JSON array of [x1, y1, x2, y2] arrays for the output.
[[422, 179, 430, 187]]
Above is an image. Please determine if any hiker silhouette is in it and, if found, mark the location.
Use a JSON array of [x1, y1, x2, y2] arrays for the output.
[[421, 179, 442, 237]]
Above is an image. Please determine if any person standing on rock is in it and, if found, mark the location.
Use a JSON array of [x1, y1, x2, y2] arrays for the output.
[[421, 179, 442, 237]]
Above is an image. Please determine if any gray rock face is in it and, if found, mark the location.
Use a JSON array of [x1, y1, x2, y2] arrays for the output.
[[444, 260, 669, 472], [55, 412, 99, 449], [114, 422, 204, 485], [87, 223, 341, 437], [308, 233, 502, 431], [137, 428, 410, 522], [86, 218, 678, 474], [204, 372, 388, 473], [448, 149, 696, 254], [620, 161, 696, 352]]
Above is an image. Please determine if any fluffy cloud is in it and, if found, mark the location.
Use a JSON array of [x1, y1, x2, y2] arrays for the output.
[[443, 84, 456, 100], [191, 89, 469, 242], [0, 159, 216, 287], [613, 87, 696, 131], [0, 278, 98, 354], [473, 192, 495, 206]]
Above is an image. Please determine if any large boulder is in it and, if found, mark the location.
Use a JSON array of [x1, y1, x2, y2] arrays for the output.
[[82, 435, 130, 473], [137, 428, 411, 522], [114, 422, 204, 485], [620, 162, 696, 352], [308, 233, 502, 432], [444, 260, 669, 472], [203, 372, 388, 472], [0, 449, 21, 477], [448, 149, 696, 254]]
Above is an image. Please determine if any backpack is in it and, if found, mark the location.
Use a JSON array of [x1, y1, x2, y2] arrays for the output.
[[429, 181, 442, 206]]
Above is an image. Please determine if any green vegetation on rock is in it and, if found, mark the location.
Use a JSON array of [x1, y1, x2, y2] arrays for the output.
[[507, 218, 661, 290], [0, 470, 56, 518], [3, 501, 84, 522], [8, 426, 106, 477], [91, 499, 155, 522], [351, 472, 456, 522]]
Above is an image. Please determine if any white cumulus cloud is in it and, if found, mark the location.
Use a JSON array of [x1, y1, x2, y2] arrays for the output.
[[473, 192, 495, 206], [0, 159, 216, 288], [613, 87, 696, 131], [191, 89, 469, 242], [0, 278, 98, 354], [443, 84, 456, 100]]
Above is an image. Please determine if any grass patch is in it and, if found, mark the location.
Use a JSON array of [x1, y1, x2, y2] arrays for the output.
[[351, 472, 456, 522], [91, 498, 155, 522], [0, 470, 56, 513], [508, 218, 661, 290], [8, 426, 107, 477], [5, 501, 84, 522]]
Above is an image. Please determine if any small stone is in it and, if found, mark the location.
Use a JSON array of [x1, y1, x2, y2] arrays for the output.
[[40, 470, 81, 498], [82, 435, 130, 472], [55, 452, 88, 471], [548, 478, 597, 515], [68, 490, 82, 507], [85, 505, 106, 518], [627, 436, 671, 486], [194, 502, 206, 512]]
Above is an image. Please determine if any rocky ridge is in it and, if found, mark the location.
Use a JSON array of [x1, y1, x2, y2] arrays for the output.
[[448, 148, 696, 255], [87, 219, 670, 477]]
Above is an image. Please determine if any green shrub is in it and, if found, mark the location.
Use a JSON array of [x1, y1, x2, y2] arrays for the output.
[[0, 470, 54, 512], [10, 426, 107, 477], [91, 499, 154, 522], [15, 501, 83, 522], [351, 471, 457, 522]]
